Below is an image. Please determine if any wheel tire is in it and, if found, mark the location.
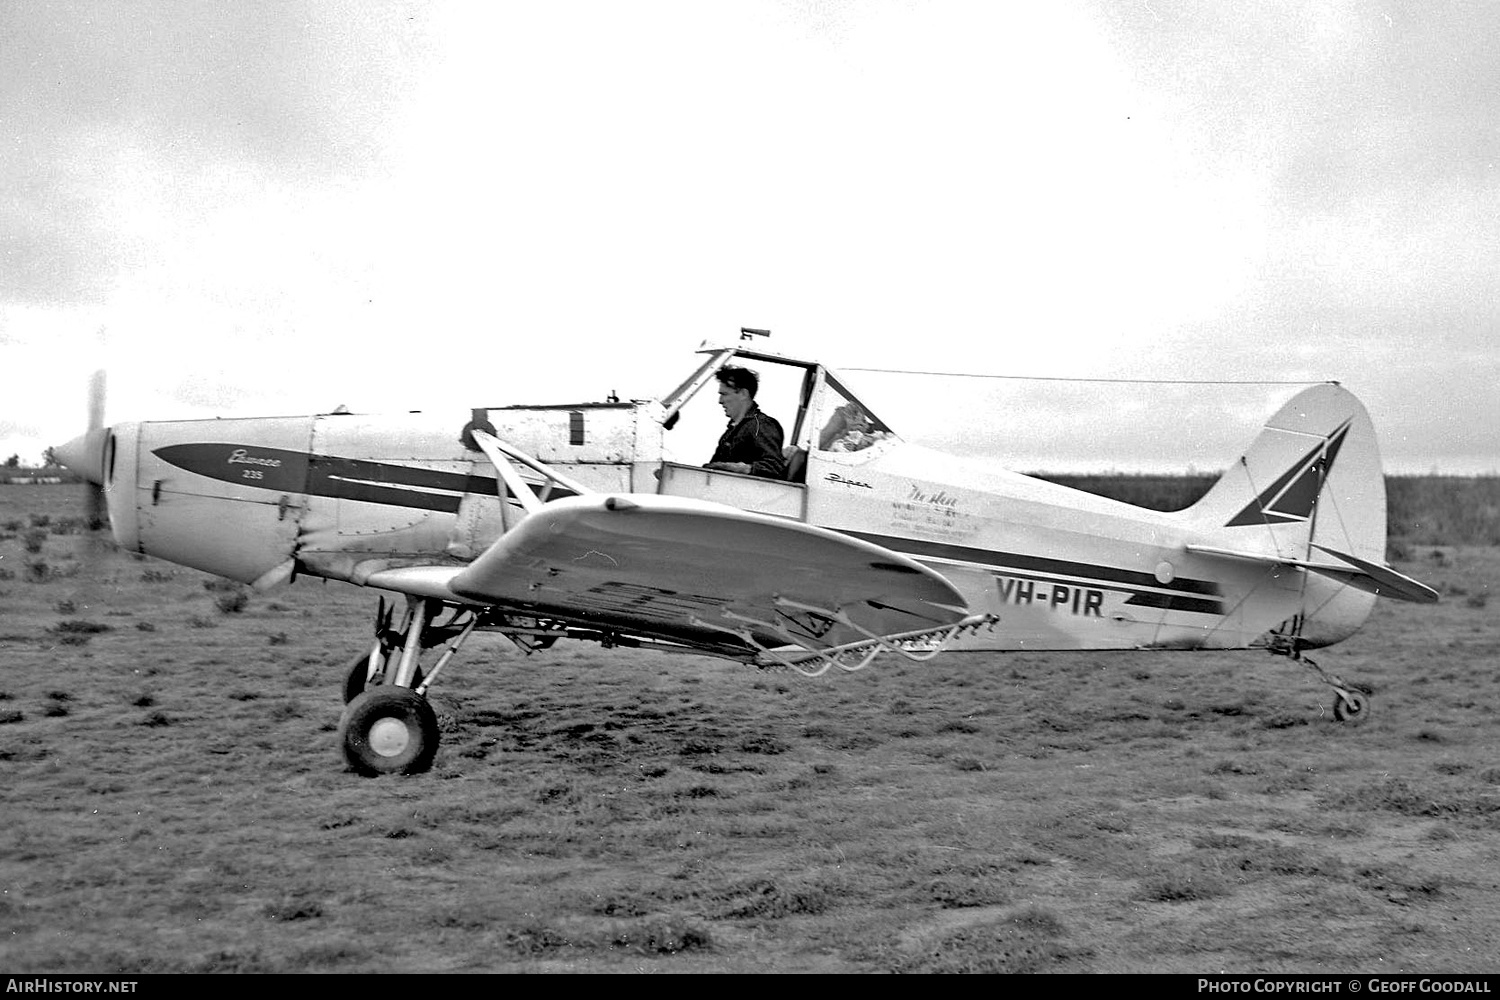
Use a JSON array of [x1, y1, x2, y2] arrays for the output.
[[340, 687, 440, 776], [1333, 690, 1370, 724], [342, 652, 424, 704]]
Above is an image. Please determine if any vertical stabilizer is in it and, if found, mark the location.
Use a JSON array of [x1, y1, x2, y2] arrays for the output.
[[1181, 384, 1388, 645]]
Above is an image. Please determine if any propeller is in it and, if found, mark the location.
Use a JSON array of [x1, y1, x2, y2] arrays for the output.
[[83, 368, 107, 530], [54, 327, 109, 490], [54, 361, 112, 550], [52, 362, 113, 596], [54, 371, 107, 498]]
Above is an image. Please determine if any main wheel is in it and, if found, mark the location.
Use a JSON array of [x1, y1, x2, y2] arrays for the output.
[[340, 687, 440, 776], [1333, 689, 1370, 724], [342, 652, 424, 704]]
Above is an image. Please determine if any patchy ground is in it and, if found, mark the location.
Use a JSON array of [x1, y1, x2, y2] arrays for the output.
[[1, 485, 1496, 973]]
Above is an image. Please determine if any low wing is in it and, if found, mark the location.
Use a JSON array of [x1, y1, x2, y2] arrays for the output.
[[438, 493, 972, 653], [1186, 543, 1439, 604]]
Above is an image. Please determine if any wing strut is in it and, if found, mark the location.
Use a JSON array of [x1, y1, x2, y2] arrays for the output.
[[469, 429, 595, 517]]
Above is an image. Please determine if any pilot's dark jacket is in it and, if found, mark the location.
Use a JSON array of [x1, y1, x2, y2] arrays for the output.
[[710, 404, 786, 479]]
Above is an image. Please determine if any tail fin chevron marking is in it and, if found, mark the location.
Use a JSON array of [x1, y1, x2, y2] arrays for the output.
[[1225, 420, 1352, 527]]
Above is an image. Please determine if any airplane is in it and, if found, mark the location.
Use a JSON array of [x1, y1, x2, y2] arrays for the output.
[[54, 331, 1438, 776]]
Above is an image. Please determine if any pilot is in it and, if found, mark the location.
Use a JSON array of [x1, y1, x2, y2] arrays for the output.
[[704, 365, 786, 479]]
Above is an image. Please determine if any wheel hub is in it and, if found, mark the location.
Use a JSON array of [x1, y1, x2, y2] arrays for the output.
[[369, 717, 412, 758]]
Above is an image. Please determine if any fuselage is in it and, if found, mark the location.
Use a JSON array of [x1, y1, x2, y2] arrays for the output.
[[85, 366, 1372, 654], [51, 343, 1419, 781]]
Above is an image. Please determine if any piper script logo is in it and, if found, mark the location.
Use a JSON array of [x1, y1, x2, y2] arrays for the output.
[[227, 448, 283, 480]]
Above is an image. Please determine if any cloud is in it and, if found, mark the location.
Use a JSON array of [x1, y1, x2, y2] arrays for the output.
[[0, 2, 435, 306], [1, 1, 1495, 473]]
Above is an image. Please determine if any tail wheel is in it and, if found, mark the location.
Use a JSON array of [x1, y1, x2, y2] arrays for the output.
[[1333, 689, 1370, 724], [340, 688, 439, 776]]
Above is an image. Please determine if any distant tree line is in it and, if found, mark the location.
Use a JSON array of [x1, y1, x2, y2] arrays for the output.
[[5, 448, 60, 469], [2, 451, 82, 483], [1386, 476, 1500, 546]]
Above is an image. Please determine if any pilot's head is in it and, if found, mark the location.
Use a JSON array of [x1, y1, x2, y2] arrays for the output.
[[715, 366, 759, 422]]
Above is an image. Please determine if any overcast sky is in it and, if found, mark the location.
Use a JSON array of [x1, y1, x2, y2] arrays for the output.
[[3, 1, 1496, 474]]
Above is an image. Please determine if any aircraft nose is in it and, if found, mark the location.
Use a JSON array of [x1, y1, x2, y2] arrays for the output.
[[55, 428, 108, 485]]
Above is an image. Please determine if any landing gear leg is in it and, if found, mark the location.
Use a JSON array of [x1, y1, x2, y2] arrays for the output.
[[341, 597, 438, 776], [341, 597, 421, 704], [337, 598, 485, 775]]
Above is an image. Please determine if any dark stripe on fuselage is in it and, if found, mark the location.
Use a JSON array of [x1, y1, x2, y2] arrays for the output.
[[306, 454, 500, 512], [840, 528, 1226, 616], [151, 443, 576, 513], [839, 529, 1221, 599], [1122, 592, 1225, 616]]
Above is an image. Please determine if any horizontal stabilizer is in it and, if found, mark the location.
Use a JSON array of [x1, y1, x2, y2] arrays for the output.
[[1311, 543, 1440, 604], [1186, 543, 1439, 604]]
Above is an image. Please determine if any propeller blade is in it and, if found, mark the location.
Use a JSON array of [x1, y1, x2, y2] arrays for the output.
[[72, 369, 109, 530], [58, 358, 112, 593], [87, 368, 105, 432]]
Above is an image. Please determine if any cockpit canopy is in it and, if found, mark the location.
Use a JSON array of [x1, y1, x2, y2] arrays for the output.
[[658, 342, 896, 471]]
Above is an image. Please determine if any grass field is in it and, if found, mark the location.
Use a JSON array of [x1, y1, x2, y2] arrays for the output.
[[1, 483, 1496, 973]]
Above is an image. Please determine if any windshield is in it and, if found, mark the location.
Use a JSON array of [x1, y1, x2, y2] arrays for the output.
[[810, 371, 894, 454]]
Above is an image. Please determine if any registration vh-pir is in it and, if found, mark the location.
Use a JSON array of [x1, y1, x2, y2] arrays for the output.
[[55, 333, 1437, 775]]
